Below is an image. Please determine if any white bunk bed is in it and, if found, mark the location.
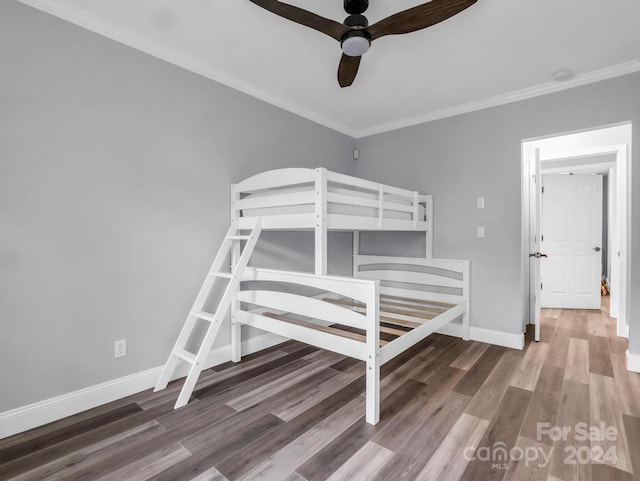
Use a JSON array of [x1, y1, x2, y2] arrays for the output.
[[156, 168, 470, 426], [231, 168, 469, 425], [231, 167, 435, 274]]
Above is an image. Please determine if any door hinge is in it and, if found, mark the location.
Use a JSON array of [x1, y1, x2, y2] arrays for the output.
[[541, 283, 543, 290], [542, 186, 545, 194], [541, 234, 544, 242]]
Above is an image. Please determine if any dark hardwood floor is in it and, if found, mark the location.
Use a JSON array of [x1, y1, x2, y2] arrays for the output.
[[1, 298, 639, 480]]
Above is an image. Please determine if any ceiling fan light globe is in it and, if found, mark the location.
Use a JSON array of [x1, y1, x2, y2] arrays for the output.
[[341, 35, 370, 57]]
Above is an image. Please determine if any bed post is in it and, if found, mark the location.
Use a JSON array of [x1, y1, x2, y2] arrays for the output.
[[425, 195, 434, 259], [353, 231, 360, 278], [230, 184, 242, 362], [315, 168, 328, 275], [366, 279, 380, 425], [463, 260, 471, 341]]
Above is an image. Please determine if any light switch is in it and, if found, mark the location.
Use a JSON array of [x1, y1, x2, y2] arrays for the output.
[[477, 226, 485, 238], [477, 197, 485, 209]]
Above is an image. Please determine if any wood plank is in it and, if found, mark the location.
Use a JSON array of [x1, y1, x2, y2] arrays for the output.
[[189, 467, 229, 481], [450, 342, 490, 371], [588, 335, 614, 377], [510, 341, 550, 391], [295, 421, 375, 481], [465, 352, 521, 421], [544, 327, 571, 369], [238, 397, 366, 480], [53, 403, 234, 481], [0, 400, 176, 479], [547, 379, 590, 481], [589, 373, 632, 473], [565, 337, 590, 384], [460, 386, 533, 481], [621, 414, 640, 481], [502, 436, 553, 481], [150, 414, 284, 481], [374, 371, 468, 452], [588, 311, 608, 337], [520, 365, 565, 446], [371, 391, 471, 481], [590, 464, 633, 481], [611, 355, 640, 417], [227, 355, 344, 411], [7, 421, 167, 481], [324, 441, 394, 481], [453, 345, 507, 397], [94, 442, 191, 481], [272, 366, 362, 422], [192, 346, 317, 399], [0, 402, 143, 463], [215, 377, 366, 481], [414, 413, 489, 481]]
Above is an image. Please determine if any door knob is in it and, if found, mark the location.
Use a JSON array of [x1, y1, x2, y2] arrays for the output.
[[594, 247, 602, 252], [529, 253, 549, 259]]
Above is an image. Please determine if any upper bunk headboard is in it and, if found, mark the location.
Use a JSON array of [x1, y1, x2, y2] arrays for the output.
[[231, 168, 433, 235]]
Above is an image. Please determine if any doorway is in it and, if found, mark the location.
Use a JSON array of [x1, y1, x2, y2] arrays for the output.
[[521, 123, 631, 342]]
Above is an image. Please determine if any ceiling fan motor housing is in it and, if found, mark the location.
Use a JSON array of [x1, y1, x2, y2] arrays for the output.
[[344, 0, 369, 15]]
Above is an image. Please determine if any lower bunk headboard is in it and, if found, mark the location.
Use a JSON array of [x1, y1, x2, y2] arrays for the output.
[[353, 255, 471, 343]]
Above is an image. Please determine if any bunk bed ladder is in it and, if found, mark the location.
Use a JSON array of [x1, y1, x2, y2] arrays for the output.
[[153, 218, 262, 408]]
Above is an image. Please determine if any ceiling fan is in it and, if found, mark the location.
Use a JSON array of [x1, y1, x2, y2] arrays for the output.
[[248, 0, 477, 87]]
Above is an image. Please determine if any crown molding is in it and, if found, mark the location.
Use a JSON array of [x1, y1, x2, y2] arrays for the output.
[[17, 0, 359, 138], [16, 0, 640, 141], [354, 60, 640, 138]]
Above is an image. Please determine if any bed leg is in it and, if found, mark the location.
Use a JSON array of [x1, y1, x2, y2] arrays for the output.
[[231, 316, 241, 362], [463, 310, 471, 341], [366, 354, 380, 425]]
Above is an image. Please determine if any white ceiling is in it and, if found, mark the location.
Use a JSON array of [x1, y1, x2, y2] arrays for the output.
[[20, 0, 640, 137]]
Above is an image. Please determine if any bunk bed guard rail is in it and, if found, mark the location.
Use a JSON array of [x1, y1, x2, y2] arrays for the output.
[[230, 168, 433, 232]]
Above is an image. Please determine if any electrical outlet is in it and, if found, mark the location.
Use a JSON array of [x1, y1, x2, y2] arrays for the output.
[[114, 339, 127, 358]]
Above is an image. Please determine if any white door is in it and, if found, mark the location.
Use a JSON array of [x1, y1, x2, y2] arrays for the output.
[[541, 174, 603, 309]]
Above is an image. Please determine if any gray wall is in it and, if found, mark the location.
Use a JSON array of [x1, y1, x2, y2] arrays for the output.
[[355, 73, 640, 355], [0, 1, 354, 411]]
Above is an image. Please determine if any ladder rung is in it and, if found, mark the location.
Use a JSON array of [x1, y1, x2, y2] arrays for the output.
[[209, 271, 233, 279], [173, 348, 196, 364], [192, 310, 217, 323], [228, 235, 250, 240]]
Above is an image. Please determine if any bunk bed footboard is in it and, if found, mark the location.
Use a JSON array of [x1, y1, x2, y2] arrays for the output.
[[238, 267, 382, 424], [354, 255, 471, 365]]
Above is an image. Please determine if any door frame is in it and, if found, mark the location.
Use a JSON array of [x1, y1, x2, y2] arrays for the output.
[[522, 139, 630, 339]]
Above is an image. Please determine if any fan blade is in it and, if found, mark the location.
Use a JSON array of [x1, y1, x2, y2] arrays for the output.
[[367, 0, 476, 40], [338, 54, 361, 88], [249, 0, 349, 41]]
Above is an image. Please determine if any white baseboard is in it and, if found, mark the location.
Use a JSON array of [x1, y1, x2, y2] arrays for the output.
[[437, 323, 525, 350], [617, 319, 629, 338], [626, 349, 640, 373], [0, 333, 286, 439]]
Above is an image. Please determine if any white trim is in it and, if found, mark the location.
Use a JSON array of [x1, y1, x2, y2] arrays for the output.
[[0, 333, 286, 439], [437, 323, 525, 351], [16, 1, 640, 139], [626, 349, 640, 373], [618, 321, 629, 338], [355, 61, 640, 138], [16, 0, 358, 138]]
